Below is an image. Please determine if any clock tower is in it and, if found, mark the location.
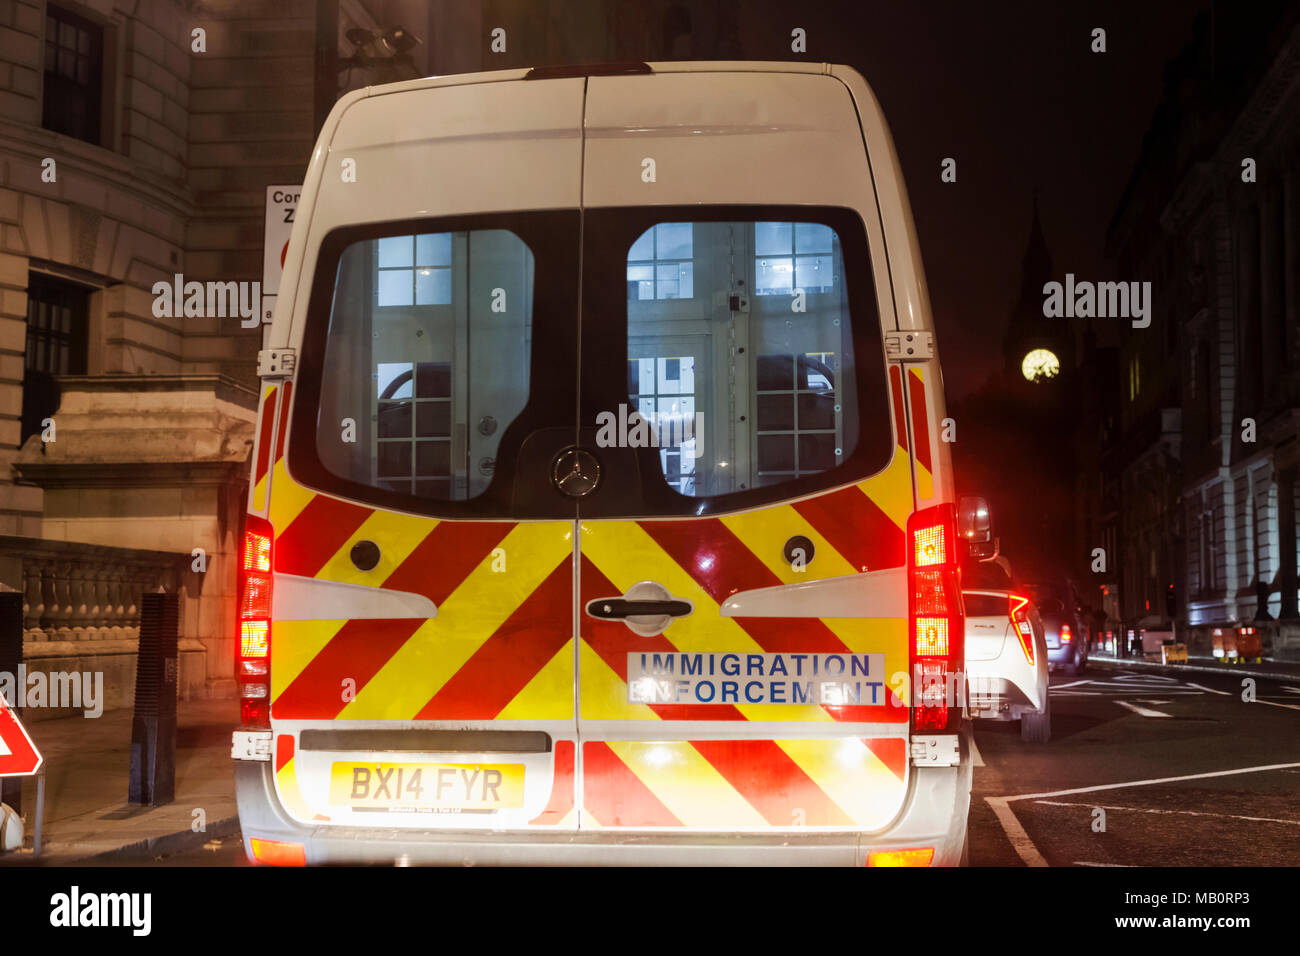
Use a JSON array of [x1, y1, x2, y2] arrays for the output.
[[1003, 198, 1073, 383]]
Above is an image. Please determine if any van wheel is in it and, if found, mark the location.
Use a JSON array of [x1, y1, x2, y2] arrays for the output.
[[1020, 695, 1051, 744], [1064, 646, 1082, 676]]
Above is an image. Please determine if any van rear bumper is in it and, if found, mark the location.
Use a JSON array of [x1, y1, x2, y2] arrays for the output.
[[234, 728, 972, 866]]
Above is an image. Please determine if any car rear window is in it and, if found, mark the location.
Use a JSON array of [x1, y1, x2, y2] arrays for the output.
[[963, 594, 1009, 618]]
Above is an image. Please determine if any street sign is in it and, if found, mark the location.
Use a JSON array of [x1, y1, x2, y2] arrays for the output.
[[261, 185, 301, 347], [0, 696, 41, 777]]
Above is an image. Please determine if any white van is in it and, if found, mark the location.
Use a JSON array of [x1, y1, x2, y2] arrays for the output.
[[231, 61, 976, 865]]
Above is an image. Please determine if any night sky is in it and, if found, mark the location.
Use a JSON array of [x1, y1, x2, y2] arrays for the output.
[[761, 0, 1214, 396]]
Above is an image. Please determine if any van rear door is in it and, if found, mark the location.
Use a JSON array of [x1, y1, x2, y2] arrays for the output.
[[263, 76, 585, 831], [572, 68, 916, 831]]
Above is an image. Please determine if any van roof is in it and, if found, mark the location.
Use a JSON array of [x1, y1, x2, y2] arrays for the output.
[[352, 60, 842, 101]]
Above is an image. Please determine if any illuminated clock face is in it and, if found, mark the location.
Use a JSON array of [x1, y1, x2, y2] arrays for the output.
[[1021, 348, 1061, 382]]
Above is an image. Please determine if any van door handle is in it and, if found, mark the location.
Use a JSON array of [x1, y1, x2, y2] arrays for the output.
[[586, 598, 693, 620]]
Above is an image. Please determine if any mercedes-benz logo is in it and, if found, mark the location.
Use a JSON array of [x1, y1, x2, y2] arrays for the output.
[[551, 447, 601, 498]]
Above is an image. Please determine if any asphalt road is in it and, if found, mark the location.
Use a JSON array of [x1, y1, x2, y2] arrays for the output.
[[148, 659, 1300, 867], [969, 660, 1300, 866]]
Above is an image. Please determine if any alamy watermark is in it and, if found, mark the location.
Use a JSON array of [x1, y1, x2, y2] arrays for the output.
[[595, 403, 704, 457], [1042, 273, 1152, 328], [1, 667, 104, 718], [152, 273, 261, 328]]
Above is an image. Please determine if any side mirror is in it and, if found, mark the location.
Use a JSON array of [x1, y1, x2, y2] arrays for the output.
[[958, 495, 996, 560]]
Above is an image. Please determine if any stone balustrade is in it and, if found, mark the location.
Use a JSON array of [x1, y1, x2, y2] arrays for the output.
[[0, 536, 191, 645]]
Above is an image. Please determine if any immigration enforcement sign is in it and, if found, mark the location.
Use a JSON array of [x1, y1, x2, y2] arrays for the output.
[[627, 652, 887, 706]]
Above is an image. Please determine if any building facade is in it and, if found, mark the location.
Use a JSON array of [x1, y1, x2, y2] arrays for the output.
[[0, 0, 320, 709], [1103, 5, 1300, 659], [0, 0, 775, 709]]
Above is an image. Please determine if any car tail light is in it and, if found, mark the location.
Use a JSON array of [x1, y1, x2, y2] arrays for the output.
[[1008, 593, 1035, 665], [249, 837, 305, 866], [907, 504, 962, 731], [867, 847, 935, 867], [1060, 624, 1073, 644], [239, 514, 274, 728]]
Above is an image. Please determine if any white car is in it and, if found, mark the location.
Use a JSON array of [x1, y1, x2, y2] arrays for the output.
[[964, 589, 1051, 743]]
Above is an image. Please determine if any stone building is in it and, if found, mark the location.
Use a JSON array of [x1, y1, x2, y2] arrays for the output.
[[0, 0, 320, 711], [0, 0, 775, 710], [1102, 4, 1300, 658]]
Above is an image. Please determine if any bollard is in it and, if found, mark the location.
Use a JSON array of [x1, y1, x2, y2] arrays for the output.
[[0, 590, 22, 817], [128, 590, 179, 806]]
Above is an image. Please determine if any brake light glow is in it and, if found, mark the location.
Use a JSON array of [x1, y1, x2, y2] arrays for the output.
[[1061, 624, 1073, 643], [906, 504, 962, 732], [1008, 593, 1035, 664], [239, 515, 274, 728]]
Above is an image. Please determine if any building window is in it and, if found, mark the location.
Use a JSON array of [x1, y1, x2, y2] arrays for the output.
[[627, 223, 693, 300], [22, 272, 90, 445], [42, 5, 104, 145], [754, 222, 835, 296], [1201, 507, 1218, 593], [25, 273, 89, 377], [376, 233, 452, 306]]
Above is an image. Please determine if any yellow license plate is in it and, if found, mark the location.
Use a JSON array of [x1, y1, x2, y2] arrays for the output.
[[329, 762, 525, 810]]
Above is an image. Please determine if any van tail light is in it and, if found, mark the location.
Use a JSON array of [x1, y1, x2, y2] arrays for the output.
[[1008, 594, 1035, 665], [239, 514, 274, 728], [1060, 624, 1073, 644], [249, 837, 305, 866], [866, 847, 935, 867], [906, 504, 962, 732]]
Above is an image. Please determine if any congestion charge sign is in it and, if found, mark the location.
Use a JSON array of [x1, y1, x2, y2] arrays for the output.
[[627, 653, 886, 706]]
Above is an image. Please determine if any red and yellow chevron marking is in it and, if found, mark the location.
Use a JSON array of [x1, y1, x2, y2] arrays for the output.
[[528, 740, 576, 826], [579, 546, 909, 723], [906, 367, 934, 500], [580, 737, 907, 829], [252, 385, 277, 512], [274, 734, 325, 822], [268, 514, 574, 721]]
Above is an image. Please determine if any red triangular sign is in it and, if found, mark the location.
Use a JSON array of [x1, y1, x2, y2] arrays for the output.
[[0, 697, 42, 777]]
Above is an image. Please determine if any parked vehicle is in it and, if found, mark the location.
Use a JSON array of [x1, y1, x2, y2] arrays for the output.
[[964, 588, 1051, 743], [1024, 581, 1090, 675]]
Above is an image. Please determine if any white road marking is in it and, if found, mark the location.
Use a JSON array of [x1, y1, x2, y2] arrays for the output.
[[1074, 861, 1132, 867], [1136, 699, 1171, 705], [985, 762, 1300, 867], [1115, 700, 1171, 717], [1185, 682, 1230, 695], [1052, 675, 1206, 698], [1004, 761, 1300, 802], [970, 736, 985, 767], [1255, 698, 1300, 712], [1282, 686, 1300, 695], [985, 797, 1048, 867], [1036, 800, 1300, 827]]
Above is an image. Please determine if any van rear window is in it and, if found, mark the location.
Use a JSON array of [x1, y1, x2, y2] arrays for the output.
[[622, 219, 860, 498], [314, 226, 539, 502]]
